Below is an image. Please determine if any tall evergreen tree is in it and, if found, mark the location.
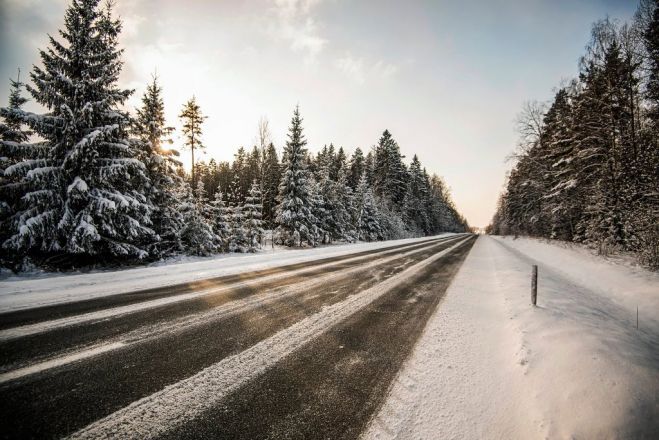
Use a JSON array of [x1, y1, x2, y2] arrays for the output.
[[179, 96, 206, 190], [261, 142, 281, 227], [354, 173, 382, 242], [403, 155, 429, 234], [243, 180, 264, 251], [373, 130, 407, 210], [348, 147, 365, 189], [210, 186, 231, 252], [3, 0, 156, 267], [0, 70, 36, 267], [133, 74, 184, 256], [275, 105, 316, 247], [179, 181, 216, 256]]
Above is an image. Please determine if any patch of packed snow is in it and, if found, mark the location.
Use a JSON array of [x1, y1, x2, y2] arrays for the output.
[[365, 235, 659, 439], [0, 235, 452, 313]]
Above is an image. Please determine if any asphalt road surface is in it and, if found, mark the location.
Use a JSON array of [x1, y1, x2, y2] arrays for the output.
[[0, 234, 476, 439]]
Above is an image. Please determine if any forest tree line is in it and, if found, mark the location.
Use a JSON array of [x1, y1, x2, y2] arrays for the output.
[[488, 0, 659, 269], [0, 0, 467, 271]]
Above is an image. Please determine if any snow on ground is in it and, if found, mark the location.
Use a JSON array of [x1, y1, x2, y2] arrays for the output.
[[0, 235, 449, 313], [365, 235, 659, 440]]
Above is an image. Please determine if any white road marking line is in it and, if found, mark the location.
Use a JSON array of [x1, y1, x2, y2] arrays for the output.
[[67, 237, 471, 440], [0, 237, 457, 342]]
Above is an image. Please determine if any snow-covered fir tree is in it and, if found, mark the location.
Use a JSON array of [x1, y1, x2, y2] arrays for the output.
[[275, 106, 317, 247], [227, 173, 248, 252], [373, 130, 408, 210], [261, 142, 281, 227], [0, 70, 36, 268], [3, 0, 156, 267], [133, 74, 184, 257], [403, 155, 429, 234], [354, 173, 382, 242], [228, 204, 247, 253], [335, 167, 356, 242], [347, 147, 365, 190], [211, 186, 231, 252], [489, 3, 659, 268], [178, 182, 217, 256], [243, 180, 264, 252]]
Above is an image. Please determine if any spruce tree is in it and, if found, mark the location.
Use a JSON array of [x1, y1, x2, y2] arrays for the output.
[[4, 0, 156, 267], [179, 182, 217, 256], [0, 71, 36, 268], [373, 130, 407, 210], [210, 186, 231, 252], [333, 146, 348, 181], [403, 155, 429, 234], [261, 142, 281, 227], [348, 147, 365, 189], [354, 173, 382, 242], [134, 75, 184, 257], [335, 167, 356, 242], [275, 105, 316, 247], [243, 180, 264, 251]]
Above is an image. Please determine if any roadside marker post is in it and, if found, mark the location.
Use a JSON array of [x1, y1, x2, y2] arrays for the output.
[[531, 265, 538, 306]]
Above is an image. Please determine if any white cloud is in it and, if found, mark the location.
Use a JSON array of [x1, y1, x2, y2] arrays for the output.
[[335, 54, 366, 84], [373, 60, 399, 79], [268, 0, 327, 60], [335, 53, 399, 84]]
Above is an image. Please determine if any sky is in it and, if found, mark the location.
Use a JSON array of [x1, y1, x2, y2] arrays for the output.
[[0, 0, 638, 228]]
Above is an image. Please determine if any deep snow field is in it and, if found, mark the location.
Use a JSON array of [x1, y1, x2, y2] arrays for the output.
[[365, 235, 658, 439]]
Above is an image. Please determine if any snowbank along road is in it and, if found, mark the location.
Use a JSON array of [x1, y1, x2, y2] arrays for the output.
[[0, 234, 476, 439]]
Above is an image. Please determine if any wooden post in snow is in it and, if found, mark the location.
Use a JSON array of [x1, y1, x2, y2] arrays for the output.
[[531, 265, 538, 306]]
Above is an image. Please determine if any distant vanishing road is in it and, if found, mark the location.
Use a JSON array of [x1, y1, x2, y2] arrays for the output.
[[0, 234, 476, 439]]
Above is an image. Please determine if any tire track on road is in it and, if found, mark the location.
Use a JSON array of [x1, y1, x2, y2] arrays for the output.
[[68, 237, 474, 440], [0, 237, 467, 439]]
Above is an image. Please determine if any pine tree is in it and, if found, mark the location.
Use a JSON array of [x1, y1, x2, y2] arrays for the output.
[[231, 147, 249, 203], [315, 167, 335, 243], [3, 0, 156, 267], [403, 155, 429, 234], [333, 146, 348, 181], [179, 182, 217, 256], [373, 130, 407, 210], [261, 142, 281, 227], [228, 204, 247, 253], [179, 96, 206, 190], [354, 173, 382, 242], [537, 88, 579, 240], [243, 180, 264, 251], [275, 105, 316, 247], [347, 147, 364, 189], [210, 186, 231, 252], [133, 74, 184, 257], [0, 70, 36, 268], [335, 167, 356, 241], [246, 146, 262, 190]]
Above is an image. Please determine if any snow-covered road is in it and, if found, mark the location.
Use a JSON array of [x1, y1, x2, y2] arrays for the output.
[[0, 234, 476, 439], [1, 234, 655, 439]]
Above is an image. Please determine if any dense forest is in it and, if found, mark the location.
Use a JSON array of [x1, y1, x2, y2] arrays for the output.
[[0, 0, 468, 272], [488, 0, 659, 269]]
